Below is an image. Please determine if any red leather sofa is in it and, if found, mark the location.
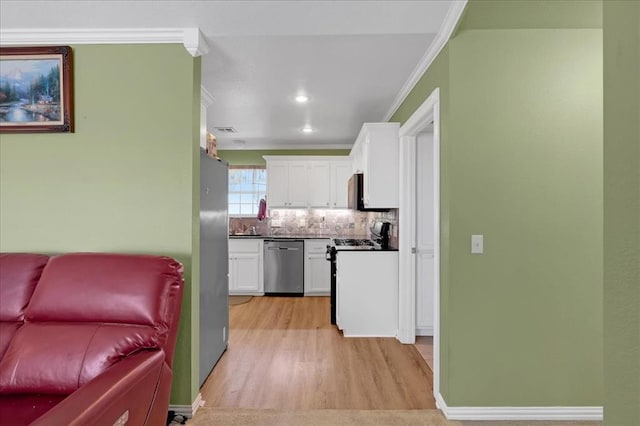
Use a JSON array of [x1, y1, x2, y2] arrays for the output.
[[0, 253, 184, 426]]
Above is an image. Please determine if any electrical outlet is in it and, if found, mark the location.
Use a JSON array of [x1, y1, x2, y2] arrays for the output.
[[299, 219, 306, 227], [271, 219, 282, 227]]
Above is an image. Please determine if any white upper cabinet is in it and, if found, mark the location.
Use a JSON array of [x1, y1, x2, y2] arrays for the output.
[[349, 123, 400, 209], [308, 162, 332, 208], [264, 156, 350, 209], [331, 161, 352, 208], [266, 162, 289, 207], [287, 162, 309, 207], [265, 160, 308, 207]]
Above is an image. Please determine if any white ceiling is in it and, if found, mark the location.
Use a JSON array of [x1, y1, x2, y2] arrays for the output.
[[0, 1, 456, 150]]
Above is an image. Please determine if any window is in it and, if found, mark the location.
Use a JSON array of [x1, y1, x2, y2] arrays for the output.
[[228, 167, 267, 216]]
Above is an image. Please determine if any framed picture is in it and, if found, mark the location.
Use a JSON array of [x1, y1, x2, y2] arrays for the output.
[[0, 46, 73, 133]]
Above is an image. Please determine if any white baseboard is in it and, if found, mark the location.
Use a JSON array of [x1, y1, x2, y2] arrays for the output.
[[416, 326, 433, 336], [343, 333, 397, 338], [396, 329, 415, 344], [169, 393, 204, 418], [436, 392, 603, 421]]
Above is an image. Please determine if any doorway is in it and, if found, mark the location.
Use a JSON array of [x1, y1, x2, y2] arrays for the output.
[[397, 88, 441, 401], [413, 125, 436, 372]]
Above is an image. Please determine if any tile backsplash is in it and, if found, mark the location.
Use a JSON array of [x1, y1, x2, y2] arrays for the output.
[[230, 208, 398, 241]]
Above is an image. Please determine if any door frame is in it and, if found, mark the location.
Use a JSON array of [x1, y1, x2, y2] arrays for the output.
[[397, 88, 441, 398]]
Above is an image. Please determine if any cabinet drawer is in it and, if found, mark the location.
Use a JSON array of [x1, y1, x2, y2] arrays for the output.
[[229, 239, 262, 253], [304, 239, 330, 254]]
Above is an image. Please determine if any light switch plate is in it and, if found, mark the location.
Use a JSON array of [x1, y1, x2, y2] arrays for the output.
[[471, 234, 484, 254]]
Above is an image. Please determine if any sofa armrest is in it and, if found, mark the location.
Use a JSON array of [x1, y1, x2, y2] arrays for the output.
[[31, 350, 165, 426]]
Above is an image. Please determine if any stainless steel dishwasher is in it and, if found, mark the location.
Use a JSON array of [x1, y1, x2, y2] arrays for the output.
[[264, 239, 304, 296]]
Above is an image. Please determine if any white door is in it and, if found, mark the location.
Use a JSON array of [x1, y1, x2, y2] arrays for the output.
[[415, 129, 435, 336]]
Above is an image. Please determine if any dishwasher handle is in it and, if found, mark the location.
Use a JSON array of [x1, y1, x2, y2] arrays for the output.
[[267, 246, 300, 251]]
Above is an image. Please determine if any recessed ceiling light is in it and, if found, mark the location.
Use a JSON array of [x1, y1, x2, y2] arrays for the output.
[[302, 125, 313, 134], [295, 94, 309, 103]]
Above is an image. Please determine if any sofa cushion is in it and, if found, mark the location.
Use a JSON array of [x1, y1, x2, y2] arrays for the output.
[[0, 253, 49, 321], [0, 323, 159, 395], [25, 253, 183, 327], [0, 323, 21, 360]]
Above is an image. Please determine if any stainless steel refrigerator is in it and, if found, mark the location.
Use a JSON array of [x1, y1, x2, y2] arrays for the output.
[[199, 150, 229, 386]]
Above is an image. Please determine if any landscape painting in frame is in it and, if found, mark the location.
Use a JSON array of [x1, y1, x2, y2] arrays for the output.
[[0, 46, 73, 133]]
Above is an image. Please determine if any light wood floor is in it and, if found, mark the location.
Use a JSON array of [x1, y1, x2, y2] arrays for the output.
[[200, 296, 435, 410], [415, 336, 434, 371]]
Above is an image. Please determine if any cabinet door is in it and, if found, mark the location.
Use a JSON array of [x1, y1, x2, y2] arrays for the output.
[[267, 162, 289, 207], [307, 255, 330, 293], [308, 162, 331, 208], [233, 253, 261, 292], [304, 239, 331, 295], [287, 162, 310, 207], [331, 162, 351, 208], [360, 124, 400, 208]]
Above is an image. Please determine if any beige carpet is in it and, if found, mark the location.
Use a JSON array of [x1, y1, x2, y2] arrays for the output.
[[186, 408, 603, 426], [229, 295, 253, 306], [187, 408, 458, 426]]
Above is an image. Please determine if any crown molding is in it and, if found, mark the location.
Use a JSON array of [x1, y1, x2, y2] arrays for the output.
[[382, 0, 467, 121], [183, 28, 209, 57], [0, 28, 208, 57], [217, 142, 353, 151]]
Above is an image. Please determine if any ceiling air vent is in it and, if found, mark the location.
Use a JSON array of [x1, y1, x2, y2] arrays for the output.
[[212, 126, 237, 134]]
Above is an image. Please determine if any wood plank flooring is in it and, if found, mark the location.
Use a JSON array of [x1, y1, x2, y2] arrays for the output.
[[415, 336, 434, 371], [200, 296, 435, 410]]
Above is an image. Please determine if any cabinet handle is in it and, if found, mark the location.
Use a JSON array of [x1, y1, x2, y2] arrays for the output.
[[326, 202, 330, 206]]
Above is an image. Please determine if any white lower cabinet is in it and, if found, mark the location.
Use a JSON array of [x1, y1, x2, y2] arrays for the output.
[[336, 251, 398, 337], [304, 239, 331, 295], [228, 239, 264, 295]]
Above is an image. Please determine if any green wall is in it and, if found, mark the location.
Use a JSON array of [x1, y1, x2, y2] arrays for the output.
[[603, 2, 640, 425], [447, 28, 602, 406], [218, 149, 350, 166], [455, 0, 602, 31], [391, 1, 603, 407], [0, 44, 201, 405]]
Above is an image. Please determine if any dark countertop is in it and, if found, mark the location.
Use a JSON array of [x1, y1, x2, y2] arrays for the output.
[[335, 247, 399, 252], [229, 234, 348, 240]]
